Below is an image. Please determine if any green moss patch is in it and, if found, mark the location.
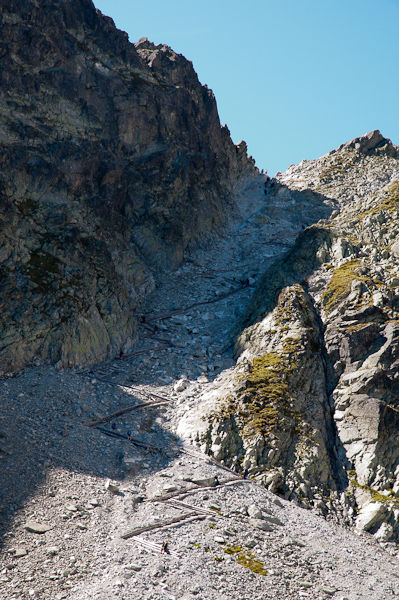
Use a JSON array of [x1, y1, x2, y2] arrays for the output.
[[322, 259, 364, 314], [349, 476, 399, 507], [358, 181, 399, 219], [224, 545, 267, 576], [211, 337, 300, 439], [25, 249, 61, 293]]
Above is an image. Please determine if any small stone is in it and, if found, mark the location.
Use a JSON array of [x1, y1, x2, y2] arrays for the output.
[[263, 515, 283, 526], [125, 564, 142, 571], [76, 522, 87, 530], [214, 536, 225, 544], [174, 379, 189, 393], [247, 504, 263, 519], [65, 503, 78, 512], [114, 579, 123, 587], [25, 521, 51, 534], [163, 485, 178, 492], [46, 546, 60, 556], [202, 312, 214, 321], [105, 479, 120, 494], [88, 499, 99, 507], [249, 518, 273, 532], [321, 587, 336, 596], [14, 548, 28, 558], [272, 497, 284, 508], [192, 476, 216, 487], [298, 581, 312, 588], [197, 374, 209, 384]]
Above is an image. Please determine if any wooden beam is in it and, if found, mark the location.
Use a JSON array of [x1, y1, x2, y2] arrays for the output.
[[121, 512, 200, 539]]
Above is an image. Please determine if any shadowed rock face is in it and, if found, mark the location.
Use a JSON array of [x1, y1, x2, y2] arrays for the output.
[[179, 131, 399, 539], [0, 0, 256, 373]]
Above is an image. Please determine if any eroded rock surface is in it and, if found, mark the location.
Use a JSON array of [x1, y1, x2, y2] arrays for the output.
[[178, 130, 399, 539], [0, 0, 256, 374]]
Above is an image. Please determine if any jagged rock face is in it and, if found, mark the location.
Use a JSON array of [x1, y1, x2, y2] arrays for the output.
[[179, 131, 399, 538], [0, 0, 256, 374], [178, 284, 342, 498]]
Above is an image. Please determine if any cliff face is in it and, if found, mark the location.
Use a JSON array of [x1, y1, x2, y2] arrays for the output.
[[178, 131, 399, 541], [0, 0, 256, 374]]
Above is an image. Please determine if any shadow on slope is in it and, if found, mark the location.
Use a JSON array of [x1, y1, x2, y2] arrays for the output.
[[0, 367, 178, 552]]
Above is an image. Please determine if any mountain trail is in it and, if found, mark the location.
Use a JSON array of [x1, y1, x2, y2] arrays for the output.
[[1, 173, 398, 600]]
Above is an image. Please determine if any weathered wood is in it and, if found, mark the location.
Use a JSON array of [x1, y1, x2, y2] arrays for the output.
[[93, 380, 170, 403], [149, 477, 252, 503], [180, 447, 242, 477], [121, 512, 198, 539], [131, 537, 180, 558], [83, 400, 169, 427], [94, 427, 163, 450], [146, 284, 250, 322], [167, 499, 217, 516]]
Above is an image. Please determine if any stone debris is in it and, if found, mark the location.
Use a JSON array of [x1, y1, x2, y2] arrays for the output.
[[0, 135, 398, 600], [24, 522, 51, 534], [105, 480, 120, 494]]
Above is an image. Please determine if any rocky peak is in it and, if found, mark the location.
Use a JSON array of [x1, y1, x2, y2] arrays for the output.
[[0, 0, 257, 375], [339, 129, 398, 157]]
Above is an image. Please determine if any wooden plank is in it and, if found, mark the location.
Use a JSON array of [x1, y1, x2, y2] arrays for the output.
[[94, 427, 163, 450], [121, 512, 198, 539], [167, 499, 216, 516], [131, 537, 180, 558], [149, 477, 251, 503], [83, 400, 169, 427]]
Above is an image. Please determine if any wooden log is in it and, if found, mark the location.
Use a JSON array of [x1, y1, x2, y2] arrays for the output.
[[94, 380, 170, 403], [167, 499, 216, 516], [131, 537, 180, 558], [180, 447, 242, 477], [83, 400, 169, 427], [94, 427, 163, 450], [149, 477, 252, 503], [121, 512, 199, 539]]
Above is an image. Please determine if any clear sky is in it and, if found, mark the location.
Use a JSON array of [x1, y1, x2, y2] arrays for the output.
[[93, 0, 399, 175]]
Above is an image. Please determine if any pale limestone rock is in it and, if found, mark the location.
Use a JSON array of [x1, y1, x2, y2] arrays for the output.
[[105, 479, 120, 494], [249, 518, 273, 532], [374, 522, 394, 541], [355, 502, 387, 532], [25, 522, 51, 534], [247, 504, 263, 519]]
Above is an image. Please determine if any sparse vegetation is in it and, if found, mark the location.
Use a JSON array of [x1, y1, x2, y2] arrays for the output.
[[210, 337, 301, 438], [322, 259, 363, 314], [224, 545, 267, 576]]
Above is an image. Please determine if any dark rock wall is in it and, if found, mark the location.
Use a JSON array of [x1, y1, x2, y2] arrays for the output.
[[0, 0, 256, 373]]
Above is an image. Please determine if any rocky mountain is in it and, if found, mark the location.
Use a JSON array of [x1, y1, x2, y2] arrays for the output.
[[178, 130, 399, 542], [0, 0, 256, 375], [1, 132, 399, 600]]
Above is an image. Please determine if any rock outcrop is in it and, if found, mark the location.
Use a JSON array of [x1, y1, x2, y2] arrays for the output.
[[0, 0, 256, 374], [178, 131, 399, 539]]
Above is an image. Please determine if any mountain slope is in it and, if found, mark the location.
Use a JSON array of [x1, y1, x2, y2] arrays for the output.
[[178, 130, 399, 541], [0, 0, 256, 374]]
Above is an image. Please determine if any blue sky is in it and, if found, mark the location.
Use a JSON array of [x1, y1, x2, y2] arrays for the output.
[[94, 0, 399, 175]]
